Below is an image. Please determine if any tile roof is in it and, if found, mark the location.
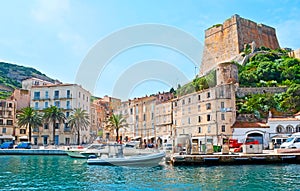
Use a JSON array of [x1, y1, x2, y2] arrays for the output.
[[231, 121, 269, 128], [268, 118, 300, 121]]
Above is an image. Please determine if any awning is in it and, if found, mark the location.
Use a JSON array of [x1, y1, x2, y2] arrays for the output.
[[19, 136, 28, 139], [0, 135, 14, 139]]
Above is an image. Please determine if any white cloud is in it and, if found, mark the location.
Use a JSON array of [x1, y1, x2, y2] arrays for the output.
[[31, 0, 70, 23]]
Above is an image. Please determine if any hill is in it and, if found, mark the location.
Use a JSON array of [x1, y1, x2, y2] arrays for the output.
[[0, 61, 55, 99]]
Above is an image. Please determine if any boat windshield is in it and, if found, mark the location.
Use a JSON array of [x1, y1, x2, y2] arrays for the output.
[[87, 144, 105, 149]]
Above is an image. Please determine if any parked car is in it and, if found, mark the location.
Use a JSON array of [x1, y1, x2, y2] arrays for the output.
[[0, 141, 14, 149], [15, 142, 32, 149], [280, 133, 300, 149]]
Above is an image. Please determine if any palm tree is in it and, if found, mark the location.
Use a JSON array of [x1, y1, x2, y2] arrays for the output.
[[68, 108, 90, 145], [17, 107, 42, 143], [107, 114, 127, 142], [43, 106, 66, 145]]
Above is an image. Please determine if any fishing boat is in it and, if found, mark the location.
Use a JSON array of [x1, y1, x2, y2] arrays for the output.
[[87, 144, 165, 167]]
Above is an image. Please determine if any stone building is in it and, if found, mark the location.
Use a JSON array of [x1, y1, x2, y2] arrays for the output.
[[90, 96, 121, 142], [201, 14, 280, 74], [155, 100, 173, 144], [173, 63, 238, 151], [0, 99, 16, 143], [30, 83, 91, 145]]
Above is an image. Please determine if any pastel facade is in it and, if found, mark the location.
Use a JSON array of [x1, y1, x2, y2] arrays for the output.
[[30, 83, 91, 145], [0, 99, 16, 143]]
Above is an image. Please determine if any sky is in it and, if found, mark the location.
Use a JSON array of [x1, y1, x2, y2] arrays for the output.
[[0, 0, 300, 100]]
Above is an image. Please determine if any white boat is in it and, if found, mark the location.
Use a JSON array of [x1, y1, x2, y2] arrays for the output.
[[65, 144, 105, 158], [87, 151, 166, 167], [87, 144, 165, 167]]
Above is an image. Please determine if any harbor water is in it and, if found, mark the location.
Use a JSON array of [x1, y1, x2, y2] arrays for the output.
[[0, 155, 299, 191]]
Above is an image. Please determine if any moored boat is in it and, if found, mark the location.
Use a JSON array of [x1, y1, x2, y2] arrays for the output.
[[87, 151, 166, 167], [65, 144, 105, 158]]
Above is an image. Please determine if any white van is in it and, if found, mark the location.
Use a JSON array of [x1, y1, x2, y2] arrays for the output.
[[280, 133, 300, 149]]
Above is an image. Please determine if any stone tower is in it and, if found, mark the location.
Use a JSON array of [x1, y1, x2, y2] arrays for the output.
[[201, 14, 280, 74]]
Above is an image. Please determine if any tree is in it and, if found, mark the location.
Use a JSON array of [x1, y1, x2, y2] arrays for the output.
[[67, 108, 90, 145], [17, 107, 42, 143], [106, 114, 127, 142], [43, 106, 66, 145]]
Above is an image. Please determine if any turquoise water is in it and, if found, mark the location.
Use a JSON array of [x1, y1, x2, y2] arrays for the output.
[[0, 156, 299, 191]]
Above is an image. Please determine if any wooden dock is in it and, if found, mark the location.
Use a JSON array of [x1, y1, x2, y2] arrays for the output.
[[169, 152, 300, 166]]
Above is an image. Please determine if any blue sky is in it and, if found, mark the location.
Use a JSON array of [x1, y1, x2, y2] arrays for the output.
[[0, 0, 300, 100]]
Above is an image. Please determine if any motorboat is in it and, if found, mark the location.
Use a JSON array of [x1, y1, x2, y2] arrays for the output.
[[87, 144, 166, 167], [65, 144, 105, 158]]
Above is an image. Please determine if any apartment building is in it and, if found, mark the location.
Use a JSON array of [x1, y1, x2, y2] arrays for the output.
[[90, 96, 121, 142], [30, 83, 91, 145], [173, 62, 238, 150], [0, 99, 16, 143], [155, 100, 172, 144]]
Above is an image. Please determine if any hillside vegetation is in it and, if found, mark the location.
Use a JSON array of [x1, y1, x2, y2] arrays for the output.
[[237, 47, 300, 118], [0, 62, 54, 99]]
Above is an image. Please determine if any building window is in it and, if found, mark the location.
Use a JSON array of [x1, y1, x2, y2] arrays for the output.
[[66, 101, 71, 109], [208, 126, 211, 133], [7, 120, 13, 125], [198, 116, 201, 123], [286, 126, 294, 133], [206, 103, 211, 110], [83, 94, 85, 100], [79, 92, 81, 98], [221, 113, 225, 120], [130, 108, 133, 115], [198, 105, 201, 112], [54, 90, 59, 99], [276, 125, 284, 133], [34, 92, 40, 100], [182, 108, 185, 115], [182, 99, 185, 105], [20, 129, 26, 134], [188, 117, 191, 124], [66, 112, 70, 118], [174, 120, 177, 125], [174, 102, 177, 107], [2, 127, 6, 133], [221, 102, 225, 109], [143, 114, 146, 121], [54, 101, 60, 108], [198, 95, 201, 101], [207, 115, 211, 121], [207, 92, 210, 98], [45, 91, 49, 99], [34, 102, 39, 110], [44, 102, 48, 109], [222, 125, 226, 132], [188, 107, 191, 113], [67, 90, 71, 98], [43, 137, 48, 145], [0, 119, 3, 125], [44, 123, 49, 129], [188, 98, 191, 103], [8, 103, 13, 108], [198, 127, 201, 133], [55, 123, 59, 129]]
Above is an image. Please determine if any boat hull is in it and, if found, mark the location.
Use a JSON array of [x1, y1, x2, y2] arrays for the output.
[[87, 151, 165, 167]]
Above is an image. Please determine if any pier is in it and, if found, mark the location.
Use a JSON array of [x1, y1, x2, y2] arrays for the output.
[[169, 151, 300, 166], [0, 149, 67, 155]]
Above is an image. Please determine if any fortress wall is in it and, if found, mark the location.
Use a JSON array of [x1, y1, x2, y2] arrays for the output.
[[201, 15, 280, 74]]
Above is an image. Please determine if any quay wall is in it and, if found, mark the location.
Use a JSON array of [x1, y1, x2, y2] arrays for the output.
[[0, 149, 67, 155]]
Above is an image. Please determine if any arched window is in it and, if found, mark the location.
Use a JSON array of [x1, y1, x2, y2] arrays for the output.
[[276, 125, 285, 133], [296, 125, 300, 132], [286, 125, 294, 133]]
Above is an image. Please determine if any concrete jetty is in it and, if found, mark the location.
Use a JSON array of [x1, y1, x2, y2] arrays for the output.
[[0, 149, 67, 155], [170, 151, 300, 166]]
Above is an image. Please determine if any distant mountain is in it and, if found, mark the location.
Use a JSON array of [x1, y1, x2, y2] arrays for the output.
[[0, 61, 55, 99]]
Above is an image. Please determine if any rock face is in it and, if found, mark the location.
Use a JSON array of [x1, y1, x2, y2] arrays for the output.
[[201, 14, 280, 74]]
